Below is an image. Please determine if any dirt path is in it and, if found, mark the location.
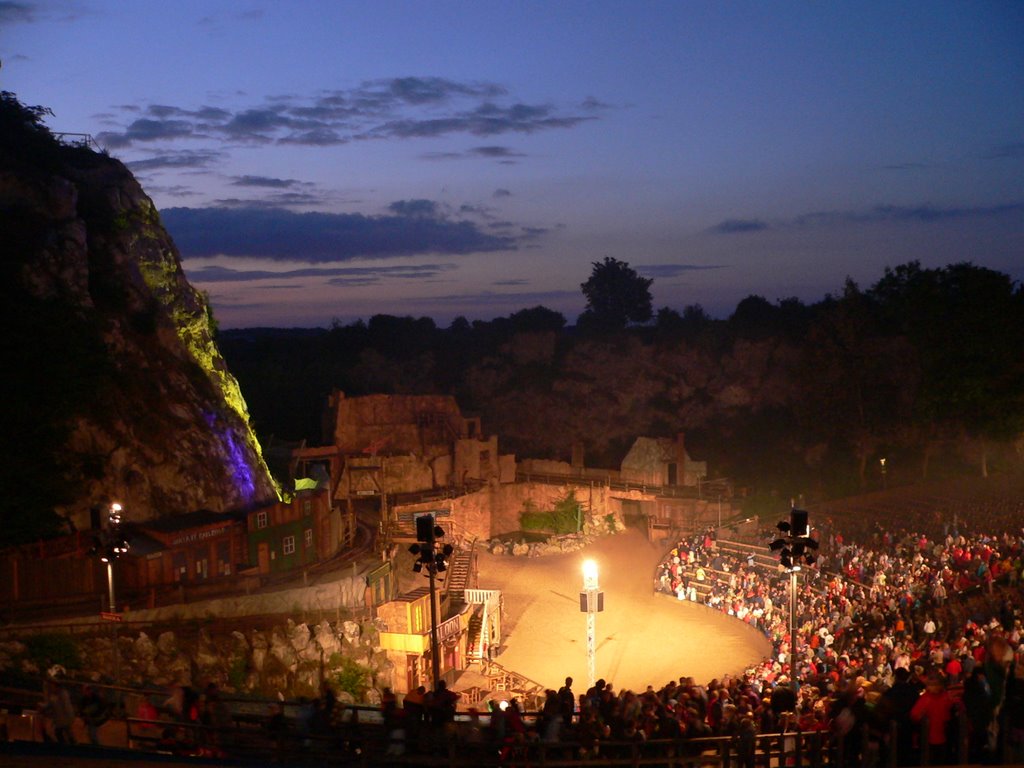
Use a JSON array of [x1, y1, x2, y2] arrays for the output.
[[477, 529, 771, 692]]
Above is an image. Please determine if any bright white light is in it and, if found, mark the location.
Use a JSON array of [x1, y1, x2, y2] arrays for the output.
[[582, 559, 599, 589]]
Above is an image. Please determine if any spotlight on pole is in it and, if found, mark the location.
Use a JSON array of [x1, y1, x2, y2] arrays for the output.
[[580, 559, 603, 689], [773, 506, 816, 687], [410, 512, 451, 689]]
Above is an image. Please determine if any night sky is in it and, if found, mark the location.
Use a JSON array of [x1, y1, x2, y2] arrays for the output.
[[4, 1, 1022, 328]]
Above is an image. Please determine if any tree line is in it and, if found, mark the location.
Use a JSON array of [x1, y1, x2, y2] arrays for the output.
[[220, 259, 1024, 499]]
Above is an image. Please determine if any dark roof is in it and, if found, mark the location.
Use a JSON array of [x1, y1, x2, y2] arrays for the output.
[[140, 510, 241, 533], [122, 526, 166, 556]]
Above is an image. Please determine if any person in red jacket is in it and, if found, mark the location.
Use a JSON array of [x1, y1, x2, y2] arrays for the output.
[[911, 673, 955, 765]]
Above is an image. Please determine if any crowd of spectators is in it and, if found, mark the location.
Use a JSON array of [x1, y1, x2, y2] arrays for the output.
[[32, 489, 1024, 766], [647, 511, 1024, 765]]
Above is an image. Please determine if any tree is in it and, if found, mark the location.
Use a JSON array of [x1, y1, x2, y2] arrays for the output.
[[869, 261, 1024, 477], [578, 257, 653, 332]]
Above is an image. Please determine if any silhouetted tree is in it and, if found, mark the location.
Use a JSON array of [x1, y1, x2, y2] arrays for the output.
[[578, 257, 653, 332]]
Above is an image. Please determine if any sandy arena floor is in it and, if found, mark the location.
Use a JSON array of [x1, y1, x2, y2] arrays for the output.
[[476, 529, 772, 693]]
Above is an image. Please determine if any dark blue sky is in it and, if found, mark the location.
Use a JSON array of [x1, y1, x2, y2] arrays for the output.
[[4, 1, 1022, 327]]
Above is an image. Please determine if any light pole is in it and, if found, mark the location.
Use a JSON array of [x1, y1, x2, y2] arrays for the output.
[[408, 513, 453, 688], [96, 502, 129, 694], [580, 559, 603, 689], [769, 508, 817, 686], [98, 503, 130, 613]]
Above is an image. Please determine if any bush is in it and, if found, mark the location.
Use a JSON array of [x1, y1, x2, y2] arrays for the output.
[[520, 490, 582, 534], [328, 655, 370, 702]]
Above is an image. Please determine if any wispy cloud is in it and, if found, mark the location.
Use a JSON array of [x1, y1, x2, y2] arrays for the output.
[[709, 219, 770, 234], [126, 149, 224, 171], [0, 1, 34, 24], [982, 142, 1024, 160], [95, 77, 597, 149], [637, 264, 728, 278], [882, 162, 928, 171], [230, 175, 302, 188], [708, 203, 1024, 235], [162, 204, 518, 261], [793, 203, 1024, 227], [416, 289, 579, 308], [187, 263, 456, 284]]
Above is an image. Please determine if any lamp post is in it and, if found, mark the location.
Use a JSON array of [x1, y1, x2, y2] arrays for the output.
[[95, 502, 129, 694], [769, 508, 817, 686], [580, 559, 603, 689], [408, 513, 453, 688]]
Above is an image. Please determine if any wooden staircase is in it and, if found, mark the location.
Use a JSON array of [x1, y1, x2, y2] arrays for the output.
[[445, 540, 475, 608]]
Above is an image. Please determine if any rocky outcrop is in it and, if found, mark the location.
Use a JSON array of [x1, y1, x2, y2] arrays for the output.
[[1, 94, 277, 532], [0, 619, 385, 701]]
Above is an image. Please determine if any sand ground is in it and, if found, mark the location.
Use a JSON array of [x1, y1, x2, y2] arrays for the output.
[[476, 529, 771, 693]]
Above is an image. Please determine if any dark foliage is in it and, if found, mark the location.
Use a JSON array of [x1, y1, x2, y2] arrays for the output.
[[220, 261, 1024, 501]]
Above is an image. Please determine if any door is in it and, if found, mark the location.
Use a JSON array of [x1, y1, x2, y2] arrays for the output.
[[258, 542, 270, 574]]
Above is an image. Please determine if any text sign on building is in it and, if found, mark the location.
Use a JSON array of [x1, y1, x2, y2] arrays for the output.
[[170, 525, 228, 547], [437, 614, 461, 643]]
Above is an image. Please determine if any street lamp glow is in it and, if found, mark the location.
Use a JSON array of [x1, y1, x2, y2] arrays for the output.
[[582, 559, 598, 590]]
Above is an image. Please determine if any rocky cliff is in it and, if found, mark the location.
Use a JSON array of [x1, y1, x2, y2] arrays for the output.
[[0, 93, 277, 539]]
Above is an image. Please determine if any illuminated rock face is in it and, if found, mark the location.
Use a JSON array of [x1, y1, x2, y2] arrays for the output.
[[5, 143, 278, 527]]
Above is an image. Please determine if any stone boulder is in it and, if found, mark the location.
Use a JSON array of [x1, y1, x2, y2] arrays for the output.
[[156, 631, 177, 656], [341, 620, 360, 644], [313, 621, 341, 658], [134, 632, 157, 662]]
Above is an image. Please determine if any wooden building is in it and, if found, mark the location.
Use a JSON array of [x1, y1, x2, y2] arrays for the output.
[[127, 510, 248, 588], [246, 487, 332, 574]]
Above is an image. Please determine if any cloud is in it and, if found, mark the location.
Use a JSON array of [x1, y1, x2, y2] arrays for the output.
[[415, 289, 579, 308], [187, 263, 456, 284], [420, 146, 524, 162], [387, 199, 440, 218], [126, 149, 224, 171], [231, 175, 301, 188], [372, 76, 506, 105], [161, 205, 518, 261], [493, 188, 512, 198], [708, 203, 1023, 236], [96, 78, 598, 148], [469, 145, 524, 158], [794, 202, 1024, 227], [709, 218, 771, 234], [493, 278, 529, 286], [0, 1, 35, 23], [637, 264, 728, 278], [983, 142, 1024, 160], [212, 192, 328, 209], [96, 118, 195, 148], [883, 162, 928, 171], [370, 102, 592, 139], [145, 185, 197, 198]]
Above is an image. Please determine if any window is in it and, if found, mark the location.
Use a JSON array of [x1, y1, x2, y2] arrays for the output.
[[282, 535, 296, 555], [303, 500, 312, 516], [304, 529, 313, 548], [255, 510, 268, 529]]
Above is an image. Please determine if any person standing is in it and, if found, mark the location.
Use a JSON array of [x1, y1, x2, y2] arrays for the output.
[[911, 674, 955, 766], [557, 676, 576, 728], [79, 685, 108, 745], [42, 680, 75, 744]]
